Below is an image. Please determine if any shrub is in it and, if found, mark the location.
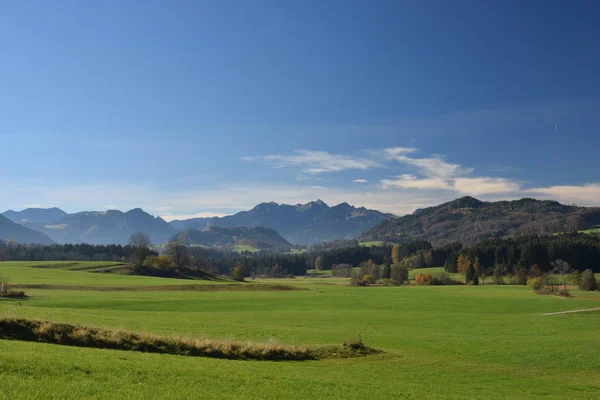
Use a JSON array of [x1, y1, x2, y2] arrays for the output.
[[6, 290, 27, 299], [493, 266, 505, 285], [362, 274, 375, 284], [431, 272, 462, 286], [380, 278, 395, 285], [511, 268, 528, 285], [527, 277, 544, 290], [415, 272, 433, 285], [570, 270, 582, 287], [579, 269, 598, 291], [528, 265, 542, 278]]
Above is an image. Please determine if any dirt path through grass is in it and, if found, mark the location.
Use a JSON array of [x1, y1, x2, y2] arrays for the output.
[[541, 307, 600, 315]]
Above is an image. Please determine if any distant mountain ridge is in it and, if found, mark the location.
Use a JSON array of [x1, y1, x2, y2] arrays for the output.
[[0, 215, 55, 245], [169, 200, 392, 244], [170, 226, 292, 250], [361, 196, 600, 246], [3, 208, 67, 225], [3, 208, 175, 245]]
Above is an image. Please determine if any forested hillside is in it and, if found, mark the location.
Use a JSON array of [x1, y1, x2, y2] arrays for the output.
[[361, 197, 600, 246]]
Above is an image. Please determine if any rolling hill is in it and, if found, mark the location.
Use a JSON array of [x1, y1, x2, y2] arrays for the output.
[[169, 200, 391, 245], [0, 215, 55, 245], [361, 196, 600, 246], [169, 226, 292, 251]]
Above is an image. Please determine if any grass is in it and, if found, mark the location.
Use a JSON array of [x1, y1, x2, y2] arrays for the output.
[[580, 228, 600, 234], [359, 241, 386, 247], [0, 261, 600, 398], [233, 244, 260, 253]]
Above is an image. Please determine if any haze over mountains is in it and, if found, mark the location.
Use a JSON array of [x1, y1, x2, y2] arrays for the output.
[[0, 214, 55, 245], [2, 208, 175, 245]]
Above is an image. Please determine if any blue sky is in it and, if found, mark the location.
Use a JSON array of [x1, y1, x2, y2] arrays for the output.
[[1, 0, 599, 220]]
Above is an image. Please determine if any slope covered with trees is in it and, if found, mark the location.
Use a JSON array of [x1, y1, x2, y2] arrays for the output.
[[361, 196, 600, 246], [169, 226, 292, 251]]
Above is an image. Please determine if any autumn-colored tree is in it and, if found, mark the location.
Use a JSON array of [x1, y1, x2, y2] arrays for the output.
[[415, 272, 433, 285], [363, 274, 375, 284], [369, 262, 380, 280], [314, 256, 322, 272], [424, 252, 433, 267], [392, 244, 401, 265], [457, 255, 472, 275], [232, 266, 245, 282], [143, 255, 174, 270]]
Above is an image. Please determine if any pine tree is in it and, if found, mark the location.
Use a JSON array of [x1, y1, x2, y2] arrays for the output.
[[465, 264, 475, 284], [382, 260, 391, 279], [444, 252, 457, 273]]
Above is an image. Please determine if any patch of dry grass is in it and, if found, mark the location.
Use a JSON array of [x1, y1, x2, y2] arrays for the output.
[[9, 283, 303, 292], [0, 318, 379, 361]]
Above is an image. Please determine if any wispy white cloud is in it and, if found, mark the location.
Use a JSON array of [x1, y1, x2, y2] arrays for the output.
[[243, 150, 379, 174], [527, 183, 600, 205], [382, 174, 450, 190], [353, 179, 368, 183], [384, 148, 473, 179], [379, 147, 521, 196], [453, 177, 520, 195]]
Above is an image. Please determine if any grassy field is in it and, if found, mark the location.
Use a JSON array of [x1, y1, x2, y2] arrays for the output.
[[580, 227, 600, 234], [233, 244, 260, 253], [1, 261, 600, 399], [359, 240, 387, 247]]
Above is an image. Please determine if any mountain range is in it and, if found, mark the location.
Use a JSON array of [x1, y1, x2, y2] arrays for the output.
[[5, 197, 599, 248], [1, 200, 389, 245], [2, 208, 175, 245], [361, 196, 600, 246], [169, 200, 391, 245]]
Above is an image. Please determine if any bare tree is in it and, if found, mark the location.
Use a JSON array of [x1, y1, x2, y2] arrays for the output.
[[128, 232, 151, 266], [166, 239, 188, 268], [0, 277, 8, 297], [551, 259, 572, 292]]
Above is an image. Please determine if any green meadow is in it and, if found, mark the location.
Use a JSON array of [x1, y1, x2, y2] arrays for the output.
[[1, 261, 600, 399]]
